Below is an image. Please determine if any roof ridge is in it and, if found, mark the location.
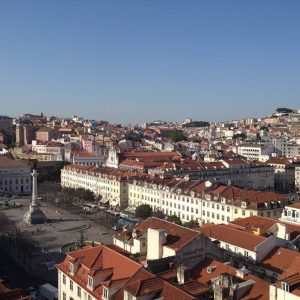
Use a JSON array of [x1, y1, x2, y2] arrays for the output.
[[90, 247, 103, 269]]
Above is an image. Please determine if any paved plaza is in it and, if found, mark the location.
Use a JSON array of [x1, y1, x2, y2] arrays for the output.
[[0, 196, 114, 284]]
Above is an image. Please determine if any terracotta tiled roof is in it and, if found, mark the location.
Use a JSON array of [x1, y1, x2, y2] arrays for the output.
[[267, 157, 292, 165], [191, 258, 269, 300], [56, 245, 142, 299], [115, 217, 199, 252], [260, 247, 300, 276], [160, 281, 197, 300], [176, 280, 210, 296], [197, 224, 266, 251], [64, 164, 145, 179], [123, 151, 182, 161], [231, 216, 300, 241], [123, 267, 196, 299], [287, 202, 300, 209], [73, 151, 104, 158], [0, 157, 29, 168], [214, 185, 286, 204]]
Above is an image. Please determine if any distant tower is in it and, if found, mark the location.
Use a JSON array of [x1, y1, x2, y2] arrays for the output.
[[23, 169, 46, 224]]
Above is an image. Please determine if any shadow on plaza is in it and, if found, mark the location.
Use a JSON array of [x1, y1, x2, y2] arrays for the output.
[[0, 211, 63, 287]]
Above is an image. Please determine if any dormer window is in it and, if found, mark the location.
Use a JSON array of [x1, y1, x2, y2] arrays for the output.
[[241, 201, 247, 208]]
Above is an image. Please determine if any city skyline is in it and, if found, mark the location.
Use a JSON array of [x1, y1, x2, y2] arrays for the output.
[[1, 1, 300, 123]]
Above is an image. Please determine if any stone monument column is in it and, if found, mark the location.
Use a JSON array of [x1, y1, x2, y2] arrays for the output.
[[23, 169, 46, 224]]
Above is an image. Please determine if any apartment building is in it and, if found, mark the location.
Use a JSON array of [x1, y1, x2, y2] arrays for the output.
[[35, 126, 58, 142], [0, 156, 31, 195], [231, 215, 300, 250], [273, 137, 300, 157], [56, 244, 210, 300], [32, 141, 65, 161], [280, 202, 300, 226], [199, 223, 286, 264], [237, 143, 273, 162], [152, 158, 275, 190], [72, 151, 105, 166], [128, 177, 287, 224], [113, 217, 218, 269], [61, 163, 286, 224], [61, 165, 142, 208], [267, 156, 295, 192]]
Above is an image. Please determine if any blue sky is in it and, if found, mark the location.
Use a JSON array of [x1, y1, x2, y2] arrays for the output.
[[1, 1, 300, 124]]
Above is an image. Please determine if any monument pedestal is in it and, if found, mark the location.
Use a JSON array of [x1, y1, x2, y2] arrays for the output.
[[23, 202, 46, 224]]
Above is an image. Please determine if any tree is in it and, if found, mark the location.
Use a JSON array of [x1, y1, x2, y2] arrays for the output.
[[77, 188, 95, 202], [152, 210, 166, 219], [135, 204, 153, 219], [170, 131, 186, 143], [166, 215, 182, 225], [276, 107, 293, 114], [183, 121, 210, 128], [183, 220, 199, 228]]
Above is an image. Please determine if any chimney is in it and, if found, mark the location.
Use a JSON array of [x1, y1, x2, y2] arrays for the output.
[[146, 228, 167, 260], [236, 266, 249, 279]]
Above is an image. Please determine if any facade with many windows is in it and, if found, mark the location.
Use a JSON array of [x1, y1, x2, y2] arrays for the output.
[[61, 164, 287, 224], [128, 177, 287, 224], [0, 156, 31, 195], [61, 164, 143, 208], [280, 202, 300, 225]]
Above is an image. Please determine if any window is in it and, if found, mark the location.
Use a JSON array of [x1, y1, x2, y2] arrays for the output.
[[70, 280, 73, 291], [226, 244, 229, 250], [281, 282, 289, 292], [88, 296, 92, 300], [63, 292, 66, 300], [63, 274, 66, 284], [88, 277, 93, 288], [244, 250, 249, 258], [77, 286, 81, 298], [234, 209, 238, 214], [103, 288, 108, 299], [242, 210, 245, 216]]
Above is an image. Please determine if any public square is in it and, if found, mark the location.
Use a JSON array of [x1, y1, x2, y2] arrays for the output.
[[0, 195, 115, 285]]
